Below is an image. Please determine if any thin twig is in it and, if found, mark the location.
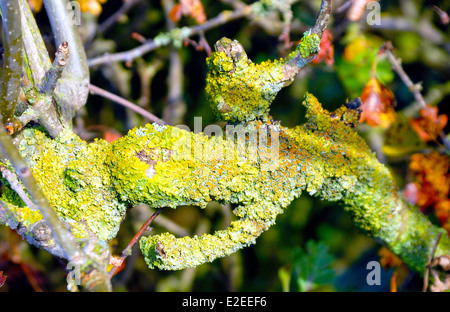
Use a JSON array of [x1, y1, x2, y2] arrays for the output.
[[88, 84, 167, 125], [162, 0, 187, 125], [108, 207, 165, 279], [381, 42, 450, 150], [97, 0, 141, 37], [87, 5, 251, 67], [41, 41, 69, 95], [282, 0, 332, 84], [423, 232, 443, 292], [431, 4, 449, 25]]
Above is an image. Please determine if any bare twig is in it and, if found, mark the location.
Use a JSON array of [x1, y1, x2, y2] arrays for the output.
[[423, 232, 443, 292], [88, 84, 167, 125], [381, 42, 450, 150], [87, 5, 251, 67], [108, 207, 165, 279], [97, 0, 142, 37], [431, 5, 449, 25], [43, 0, 90, 122], [162, 0, 187, 125], [41, 41, 70, 95]]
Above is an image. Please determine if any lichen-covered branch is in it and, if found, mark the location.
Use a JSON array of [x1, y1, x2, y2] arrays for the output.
[[0, 126, 111, 291], [1, 0, 448, 282], [204, 0, 330, 122]]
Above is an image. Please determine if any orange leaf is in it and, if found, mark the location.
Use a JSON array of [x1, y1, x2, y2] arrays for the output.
[[408, 152, 450, 219], [180, 0, 206, 24], [27, 0, 43, 12], [169, 3, 183, 23], [312, 29, 334, 66], [378, 247, 403, 269], [410, 105, 448, 143], [360, 77, 396, 128], [104, 130, 122, 143], [435, 200, 450, 233], [0, 271, 6, 288]]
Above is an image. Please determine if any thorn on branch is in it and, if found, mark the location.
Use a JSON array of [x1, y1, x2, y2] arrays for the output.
[[107, 207, 165, 279]]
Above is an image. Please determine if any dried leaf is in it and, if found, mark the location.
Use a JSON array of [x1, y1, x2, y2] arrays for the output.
[[78, 0, 107, 16], [360, 77, 396, 128], [169, 3, 183, 23], [408, 152, 450, 233], [312, 29, 334, 66], [435, 200, 450, 233], [103, 130, 122, 143], [180, 0, 206, 24], [409, 152, 450, 204], [0, 271, 6, 288], [410, 105, 448, 143], [430, 271, 450, 292], [27, 0, 43, 13], [378, 247, 404, 269]]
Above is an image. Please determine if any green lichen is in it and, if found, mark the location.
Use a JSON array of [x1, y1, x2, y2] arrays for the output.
[[16, 127, 127, 241], [1, 36, 448, 275], [298, 32, 321, 58], [205, 37, 285, 122]]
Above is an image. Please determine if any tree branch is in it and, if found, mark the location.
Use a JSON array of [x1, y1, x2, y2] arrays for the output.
[[0, 0, 23, 134], [88, 84, 167, 125], [87, 4, 252, 67], [43, 0, 90, 123]]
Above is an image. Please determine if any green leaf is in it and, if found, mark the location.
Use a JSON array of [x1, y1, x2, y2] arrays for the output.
[[291, 240, 335, 292], [278, 265, 292, 292]]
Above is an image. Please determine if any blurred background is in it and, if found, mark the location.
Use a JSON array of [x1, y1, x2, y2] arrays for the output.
[[0, 0, 449, 291]]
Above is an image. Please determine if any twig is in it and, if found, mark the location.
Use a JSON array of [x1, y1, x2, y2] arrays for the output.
[[381, 42, 450, 150], [43, 0, 90, 122], [282, 0, 332, 83], [41, 41, 70, 95], [97, 0, 141, 37], [431, 4, 449, 25], [88, 84, 167, 125], [423, 232, 442, 292], [87, 5, 251, 67], [162, 0, 187, 125], [108, 207, 165, 279]]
